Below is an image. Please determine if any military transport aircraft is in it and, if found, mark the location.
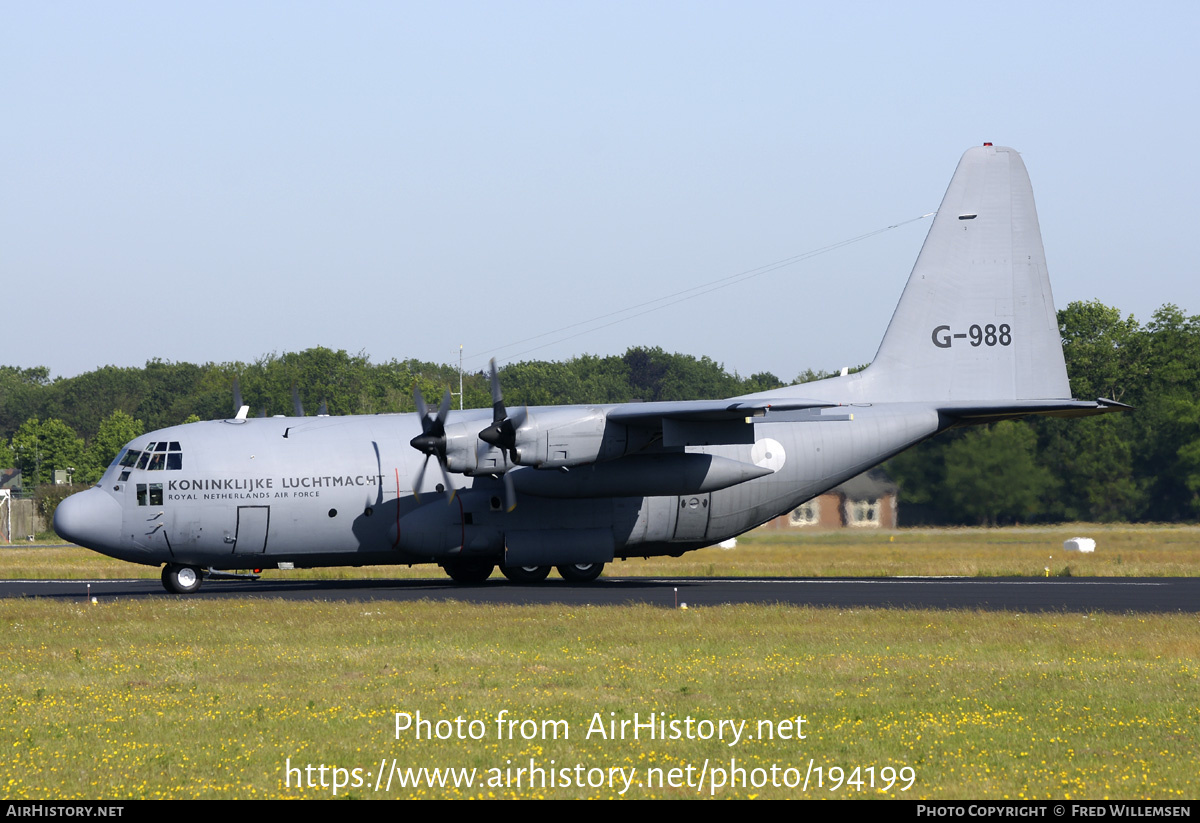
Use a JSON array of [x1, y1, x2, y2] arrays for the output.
[[54, 144, 1125, 593]]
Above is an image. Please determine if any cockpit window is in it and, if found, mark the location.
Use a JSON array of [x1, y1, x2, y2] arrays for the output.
[[128, 443, 183, 471]]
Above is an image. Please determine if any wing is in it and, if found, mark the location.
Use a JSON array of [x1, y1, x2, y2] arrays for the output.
[[607, 397, 835, 423]]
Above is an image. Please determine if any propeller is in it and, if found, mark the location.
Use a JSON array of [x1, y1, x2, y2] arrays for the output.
[[477, 359, 524, 511], [291, 383, 304, 417], [409, 387, 456, 502], [478, 359, 527, 465]]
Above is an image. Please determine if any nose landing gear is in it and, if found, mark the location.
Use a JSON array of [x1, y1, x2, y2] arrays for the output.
[[161, 563, 203, 594]]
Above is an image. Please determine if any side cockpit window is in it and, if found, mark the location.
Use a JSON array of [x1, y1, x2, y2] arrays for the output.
[[136, 483, 164, 507], [129, 442, 183, 471]]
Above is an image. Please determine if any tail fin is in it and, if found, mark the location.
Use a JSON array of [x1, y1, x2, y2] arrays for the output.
[[860, 144, 1070, 402]]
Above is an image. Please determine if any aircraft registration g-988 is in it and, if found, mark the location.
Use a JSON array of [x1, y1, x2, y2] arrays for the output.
[[55, 145, 1125, 593]]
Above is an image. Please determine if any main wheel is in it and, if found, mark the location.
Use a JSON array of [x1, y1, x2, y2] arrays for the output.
[[556, 562, 604, 583], [442, 559, 495, 584], [161, 564, 203, 594], [500, 564, 551, 583]]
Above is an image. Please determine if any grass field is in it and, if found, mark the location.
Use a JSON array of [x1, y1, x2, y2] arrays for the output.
[[1, 525, 1197, 800]]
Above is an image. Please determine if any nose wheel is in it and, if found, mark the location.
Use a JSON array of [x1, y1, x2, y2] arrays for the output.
[[162, 564, 203, 594]]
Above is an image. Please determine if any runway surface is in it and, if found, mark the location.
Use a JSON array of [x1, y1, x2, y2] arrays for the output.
[[2, 575, 1198, 612]]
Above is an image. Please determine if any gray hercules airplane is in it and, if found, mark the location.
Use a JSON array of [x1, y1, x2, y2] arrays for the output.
[[55, 144, 1125, 593]]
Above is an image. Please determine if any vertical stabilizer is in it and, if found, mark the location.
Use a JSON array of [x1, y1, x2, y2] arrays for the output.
[[851, 145, 1070, 402]]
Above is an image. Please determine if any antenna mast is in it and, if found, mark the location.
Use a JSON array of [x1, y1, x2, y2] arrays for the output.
[[455, 345, 464, 410]]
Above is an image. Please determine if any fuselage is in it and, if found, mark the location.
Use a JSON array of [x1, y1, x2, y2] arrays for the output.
[[54, 402, 941, 573]]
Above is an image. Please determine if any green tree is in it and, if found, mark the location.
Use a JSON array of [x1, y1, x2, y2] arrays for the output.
[[1058, 300, 1142, 403], [1124, 306, 1200, 519], [42, 365, 145, 441], [502, 361, 586, 406], [81, 410, 145, 484], [1177, 419, 1200, 515], [884, 433, 958, 523], [0, 366, 51, 440], [741, 372, 785, 393], [10, 418, 85, 487], [944, 421, 1052, 525], [622, 347, 742, 401], [1037, 416, 1144, 521], [141, 359, 207, 429]]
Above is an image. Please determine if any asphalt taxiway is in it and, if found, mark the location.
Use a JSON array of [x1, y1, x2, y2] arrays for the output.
[[2, 575, 1197, 612]]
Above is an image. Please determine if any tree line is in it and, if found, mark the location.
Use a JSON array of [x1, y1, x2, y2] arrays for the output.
[[2, 301, 1197, 524]]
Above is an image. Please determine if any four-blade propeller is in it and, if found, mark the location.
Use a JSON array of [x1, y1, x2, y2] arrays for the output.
[[478, 359, 527, 464], [406, 362, 522, 511], [409, 387, 457, 503], [477, 359, 525, 511]]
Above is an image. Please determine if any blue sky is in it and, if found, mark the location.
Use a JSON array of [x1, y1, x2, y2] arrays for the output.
[[5, 1, 1197, 382]]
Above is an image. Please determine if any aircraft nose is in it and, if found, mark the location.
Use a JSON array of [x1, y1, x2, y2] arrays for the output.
[[54, 487, 123, 553]]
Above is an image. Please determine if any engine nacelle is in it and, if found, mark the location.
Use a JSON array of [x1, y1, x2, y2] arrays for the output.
[[439, 408, 631, 475], [440, 421, 512, 475], [509, 407, 627, 469]]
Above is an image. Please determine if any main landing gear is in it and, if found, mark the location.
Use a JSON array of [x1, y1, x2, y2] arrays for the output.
[[556, 562, 605, 583], [161, 563, 203, 594], [500, 564, 551, 583], [441, 559, 496, 584], [445, 561, 607, 584]]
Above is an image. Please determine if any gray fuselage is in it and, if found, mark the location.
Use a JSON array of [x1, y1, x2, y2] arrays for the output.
[[56, 402, 940, 571]]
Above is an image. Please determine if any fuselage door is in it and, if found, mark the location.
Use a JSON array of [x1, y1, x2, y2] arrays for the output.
[[672, 493, 711, 541], [233, 506, 270, 554]]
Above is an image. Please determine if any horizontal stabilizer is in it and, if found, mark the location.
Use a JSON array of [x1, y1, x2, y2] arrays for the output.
[[938, 397, 1131, 424]]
